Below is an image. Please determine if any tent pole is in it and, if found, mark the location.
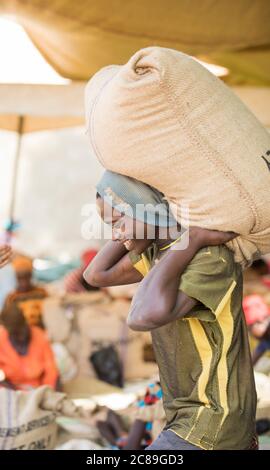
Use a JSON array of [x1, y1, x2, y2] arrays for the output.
[[8, 115, 24, 221]]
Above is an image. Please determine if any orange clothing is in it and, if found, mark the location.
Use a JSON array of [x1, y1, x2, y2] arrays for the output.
[[0, 326, 58, 390], [4, 286, 47, 307]]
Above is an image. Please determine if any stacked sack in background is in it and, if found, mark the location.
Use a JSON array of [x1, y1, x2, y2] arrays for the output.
[[0, 386, 89, 450], [85, 47, 270, 267], [43, 290, 157, 383]]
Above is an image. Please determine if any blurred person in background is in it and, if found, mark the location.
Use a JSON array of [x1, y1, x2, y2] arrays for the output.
[[3, 255, 47, 327], [97, 381, 165, 450], [251, 319, 270, 366], [0, 244, 15, 309], [243, 295, 270, 365], [0, 303, 59, 390]]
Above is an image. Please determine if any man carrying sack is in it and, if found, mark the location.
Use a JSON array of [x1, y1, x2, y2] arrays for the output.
[[83, 47, 268, 450]]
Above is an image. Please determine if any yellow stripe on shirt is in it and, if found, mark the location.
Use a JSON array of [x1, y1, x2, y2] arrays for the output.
[[215, 281, 236, 428], [185, 318, 213, 440], [185, 281, 236, 442], [133, 253, 151, 277]]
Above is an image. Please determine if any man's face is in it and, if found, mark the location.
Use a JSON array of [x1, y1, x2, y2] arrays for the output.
[[96, 196, 154, 254]]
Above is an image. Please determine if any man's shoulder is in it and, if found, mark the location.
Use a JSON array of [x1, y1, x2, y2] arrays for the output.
[[188, 245, 242, 281], [129, 243, 241, 283]]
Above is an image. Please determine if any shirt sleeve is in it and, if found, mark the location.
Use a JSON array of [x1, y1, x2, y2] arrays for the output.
[[179, 246, 239, 322]]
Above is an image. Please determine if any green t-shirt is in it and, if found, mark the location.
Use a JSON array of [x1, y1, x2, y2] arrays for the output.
[[129, 244, 257, 450]]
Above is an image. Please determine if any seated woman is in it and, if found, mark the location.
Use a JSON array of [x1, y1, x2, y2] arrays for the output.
[[3, 255, 47, 327], [0, 303, 59, 390]]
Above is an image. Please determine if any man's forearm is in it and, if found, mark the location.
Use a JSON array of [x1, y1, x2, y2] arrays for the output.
[[83, 240, 142, 287], [134, 231, 200, 313], [127, 232, 201, 331], [84, 241, 127, 281]]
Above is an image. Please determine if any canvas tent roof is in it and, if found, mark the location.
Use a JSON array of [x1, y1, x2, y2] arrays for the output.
[[0, 83, 84, 132], [0, 0, 269, 86]]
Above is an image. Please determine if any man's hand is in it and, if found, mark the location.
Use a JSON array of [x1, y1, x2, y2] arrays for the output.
[[0, 245, 12, 268], [189, 227, 237, 250]]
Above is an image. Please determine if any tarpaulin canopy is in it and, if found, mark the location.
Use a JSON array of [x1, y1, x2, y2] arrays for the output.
[[0, 82, 84, 220], [1, 0, 269, 85], [0, 83, 84, 133]]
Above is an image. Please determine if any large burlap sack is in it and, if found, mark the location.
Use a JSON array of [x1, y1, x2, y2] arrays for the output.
[[0, 386, 89, 450], [85, 47, 270, 267], [43, 297, 71, 343]]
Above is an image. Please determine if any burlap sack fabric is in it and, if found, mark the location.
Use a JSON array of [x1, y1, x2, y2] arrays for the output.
[[0, 386, 89, 450], [85, 47, 270, 267]]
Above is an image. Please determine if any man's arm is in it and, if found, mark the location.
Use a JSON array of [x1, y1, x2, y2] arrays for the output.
[[83, 240, 143, 287], [127, 231, 198, 330], [128, 228, 237, 331], [128, 289, 197, 331]]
